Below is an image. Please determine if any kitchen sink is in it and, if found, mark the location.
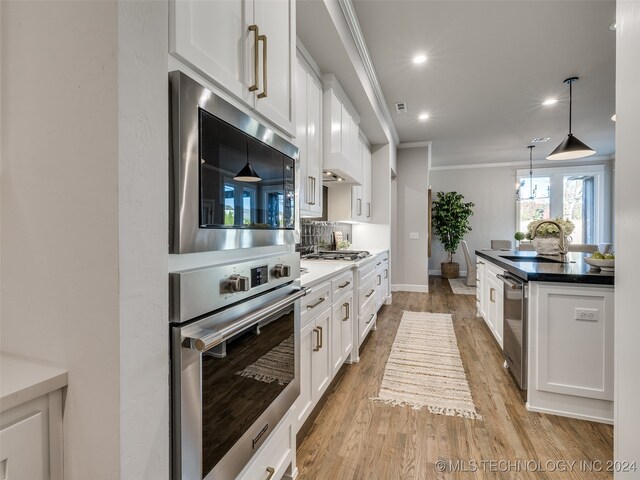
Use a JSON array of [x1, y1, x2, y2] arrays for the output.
[[499, 255, 565, 264]]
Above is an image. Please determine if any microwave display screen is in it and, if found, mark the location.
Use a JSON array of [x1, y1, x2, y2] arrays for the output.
[[199, 109, 295, 230]]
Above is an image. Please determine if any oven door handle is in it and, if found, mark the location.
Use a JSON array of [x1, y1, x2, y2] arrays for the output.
[[184, 287, 309, 352]]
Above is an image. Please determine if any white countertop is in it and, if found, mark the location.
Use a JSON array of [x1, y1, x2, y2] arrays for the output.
[[300, 261, 353, 288], [1, 352, 68, 413]]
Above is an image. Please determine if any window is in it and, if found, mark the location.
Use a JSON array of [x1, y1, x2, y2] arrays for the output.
[[517, 165, 605, 244]]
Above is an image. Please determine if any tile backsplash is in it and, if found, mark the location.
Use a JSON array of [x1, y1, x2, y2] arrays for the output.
[[298, 219, 352, 255]]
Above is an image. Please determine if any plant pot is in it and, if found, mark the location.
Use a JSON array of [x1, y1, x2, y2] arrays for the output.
[[441, 262, 459, 279], [532, 237, 568, 255]]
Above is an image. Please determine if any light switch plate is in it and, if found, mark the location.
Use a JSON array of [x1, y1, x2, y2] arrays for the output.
[[409, 232, 419, 239]]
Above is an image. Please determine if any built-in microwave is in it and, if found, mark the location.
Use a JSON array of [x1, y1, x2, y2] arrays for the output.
[[169, 71, 300, 254]]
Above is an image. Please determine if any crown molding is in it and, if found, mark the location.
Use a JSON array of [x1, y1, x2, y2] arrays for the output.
[[430, 154, 615, 171], [337, 0, 400, 146]]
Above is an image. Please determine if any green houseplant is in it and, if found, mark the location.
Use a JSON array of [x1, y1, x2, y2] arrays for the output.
[[431, 191, 475, 278]]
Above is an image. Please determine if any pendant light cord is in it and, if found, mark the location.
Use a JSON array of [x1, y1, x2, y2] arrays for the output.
[[568, 79, 573, 135]]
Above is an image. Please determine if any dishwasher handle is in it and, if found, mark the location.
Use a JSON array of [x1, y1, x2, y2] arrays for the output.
[[496, 274, 523, 290]]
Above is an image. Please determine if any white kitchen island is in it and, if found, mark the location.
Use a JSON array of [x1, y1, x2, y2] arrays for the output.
[[476, 250, 614, 424]]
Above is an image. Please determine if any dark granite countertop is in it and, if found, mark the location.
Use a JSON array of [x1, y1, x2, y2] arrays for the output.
[[475, 249, 614, 286]]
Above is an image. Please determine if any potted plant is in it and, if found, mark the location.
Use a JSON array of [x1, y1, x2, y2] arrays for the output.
[[431, 191, 475, 278], [526, 217, 575, 255], [514, 231, 526, 249]]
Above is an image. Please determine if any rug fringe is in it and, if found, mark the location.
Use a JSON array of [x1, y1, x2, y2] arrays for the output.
[[370, 397, 482, 420], [235, 370, 289, 385]]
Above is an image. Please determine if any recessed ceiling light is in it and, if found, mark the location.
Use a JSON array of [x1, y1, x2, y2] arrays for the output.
[[610, 22, 617, 31], [412, 54, 427, 65], [611, 114, 616, 122], [542, 98, 558, 106], [418, 113, 429, 121], [324, 171, 333, 176]]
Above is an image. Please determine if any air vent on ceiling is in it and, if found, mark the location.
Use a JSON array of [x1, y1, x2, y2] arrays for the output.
[[531, 137, 551, 143], [395, 102, 408, 114]]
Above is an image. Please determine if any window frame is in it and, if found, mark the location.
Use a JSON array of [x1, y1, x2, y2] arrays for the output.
[[516, 164, 606, 244]]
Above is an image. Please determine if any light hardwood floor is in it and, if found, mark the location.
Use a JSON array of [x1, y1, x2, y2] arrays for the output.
[[296, 277, 613, 479]]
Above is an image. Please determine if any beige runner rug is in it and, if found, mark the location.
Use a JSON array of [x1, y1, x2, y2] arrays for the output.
[[371, 311, 482, 420]]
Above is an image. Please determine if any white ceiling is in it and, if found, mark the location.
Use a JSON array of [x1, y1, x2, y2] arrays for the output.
[[350, 0, 616, 166]]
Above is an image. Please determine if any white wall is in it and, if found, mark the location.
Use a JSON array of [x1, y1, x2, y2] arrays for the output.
[[393, 146, 429, 291], [1, 2, 170, 479], [1, 2, 121, 477], [118, 2, 169, 479], [614, 1, 640, 476], [428, 165, 517, 273]]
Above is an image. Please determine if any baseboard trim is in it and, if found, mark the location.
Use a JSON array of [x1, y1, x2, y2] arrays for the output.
[[391, 284, 428, 293], [525, 403, 614, 425], [428, 270, 468, 276]]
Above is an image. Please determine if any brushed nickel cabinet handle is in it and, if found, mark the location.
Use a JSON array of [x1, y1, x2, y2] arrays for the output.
[[248, 25, 260, 92], [257, 33, 268, 99], [367, 202, 371, 218], [377, 274, 381, 286], [311, 177, 316, 205], [317, 325, 323, 349], [366, 313, 374, 324], [338, 280, 351, 289], [266, 467, 275, 480], [384, 269, 388, 279], [366, 289, 375, 298], [490, 288, 495, 303], [313, 328, 320, 352], [306, 296, 326, 310], [357, 198, 362, 216], [342, 302, 350, 321]]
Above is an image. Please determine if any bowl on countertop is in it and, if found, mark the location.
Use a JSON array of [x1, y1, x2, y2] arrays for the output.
[[584, 257, 615, 272]]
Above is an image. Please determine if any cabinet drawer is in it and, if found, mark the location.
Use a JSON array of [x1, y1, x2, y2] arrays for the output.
[[359, 276, 377, 315], [331, 270, 354, 301], [237, 415, 293, 480], [359, 297, 377, 340], [301, 282, 331, 325], [358, 261, 376, 283]]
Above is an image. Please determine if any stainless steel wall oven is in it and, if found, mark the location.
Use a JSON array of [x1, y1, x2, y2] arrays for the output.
[[170, 251, 304, 480], [169, 71, 299, 254]]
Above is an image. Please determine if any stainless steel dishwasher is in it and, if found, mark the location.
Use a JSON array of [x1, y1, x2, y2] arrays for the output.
[[497, 272, 528, 390]]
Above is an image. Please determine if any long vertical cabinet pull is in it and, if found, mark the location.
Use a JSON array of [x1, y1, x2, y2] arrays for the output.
[[342, 302, 350, 321], [357, 198, 362, 216], [313, 328, 320, 352], [490, 288, 495, 303], [248, 25, 260, 93], [317, 325, 323, 348], [257, 34, 268, 99], [367, 202, 371, 218], [307, 177, 316, 205]]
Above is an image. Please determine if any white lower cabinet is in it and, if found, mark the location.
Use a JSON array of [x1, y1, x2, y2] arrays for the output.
[[0, 389, 64, 480], [237, 407, 295, 480], [477, 259, 504, 349], [296, 282, 332, 429]]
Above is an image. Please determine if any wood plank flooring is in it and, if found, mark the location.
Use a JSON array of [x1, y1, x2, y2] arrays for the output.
[[296, 277, 613, 479]]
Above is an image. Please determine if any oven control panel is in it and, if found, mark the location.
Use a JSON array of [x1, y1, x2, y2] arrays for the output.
[[169, 251, 300, 323], [251, 266, 269, 288]]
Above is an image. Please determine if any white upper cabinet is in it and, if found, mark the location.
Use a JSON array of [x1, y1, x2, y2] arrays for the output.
[[295, 55, 322, 217], [170, 0, 295, 136], [322, 75, 362, 184]]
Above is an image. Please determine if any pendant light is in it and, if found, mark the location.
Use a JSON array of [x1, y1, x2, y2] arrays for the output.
[[234, 139, 262, 182], [546, 77, 595, 160], [527, 145, 535, 199]]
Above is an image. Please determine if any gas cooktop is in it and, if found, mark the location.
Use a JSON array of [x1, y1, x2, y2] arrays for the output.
[[303, 250, 370, 261]]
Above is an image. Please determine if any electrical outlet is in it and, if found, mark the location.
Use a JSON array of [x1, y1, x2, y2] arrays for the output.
[[575, 308, 599, 322], [409, 232, 419, 239]]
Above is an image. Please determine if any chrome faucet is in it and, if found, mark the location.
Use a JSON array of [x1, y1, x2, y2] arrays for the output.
[[530, 220, 567, 255]]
